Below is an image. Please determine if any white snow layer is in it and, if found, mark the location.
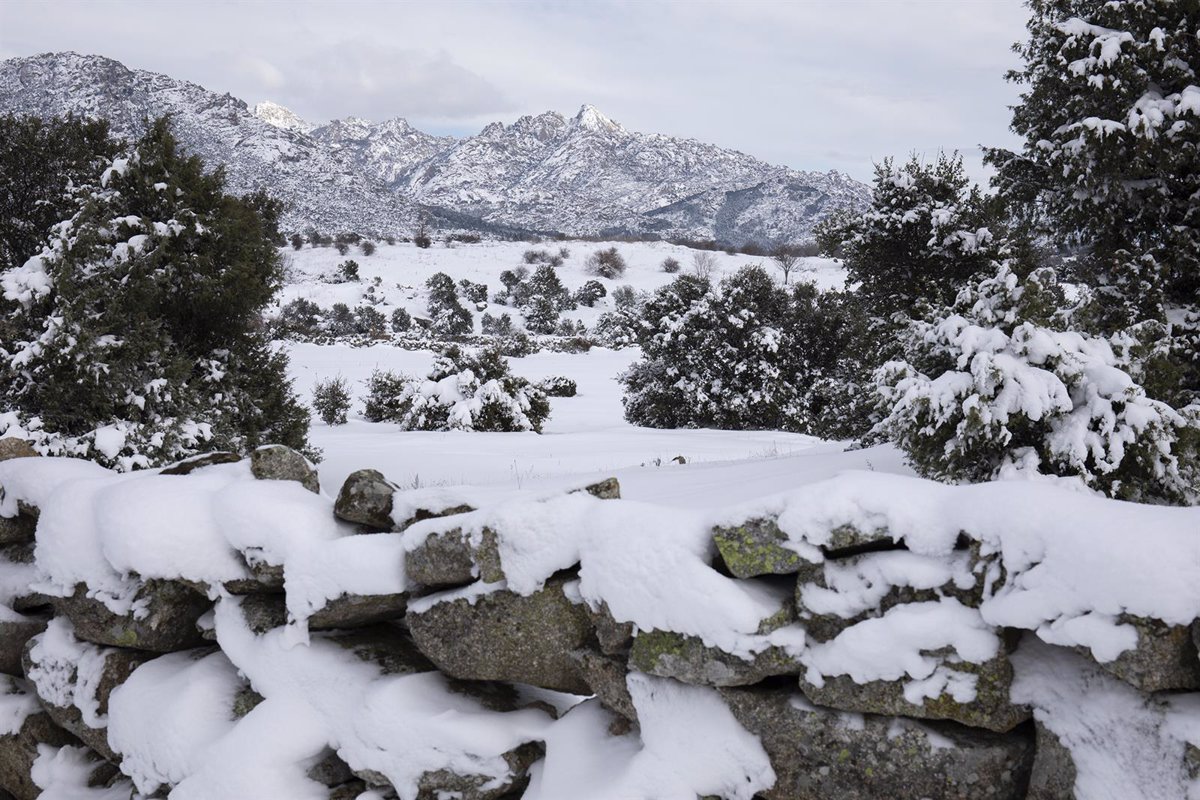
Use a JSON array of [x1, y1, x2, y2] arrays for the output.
[[5, 452, 1200, 797]]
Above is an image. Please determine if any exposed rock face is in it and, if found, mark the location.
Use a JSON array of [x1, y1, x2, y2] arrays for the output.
[[233, 591, 409, 634], [722, 685, 1036, 800], [407, 579, 593, 693], [0, 618, 47, 678], [249, 445, 320, 494], [1024, 722, 1076, 800], [333, 469, 399, 530], [0, 679, 78, 800], [22, 634, 154, 762], [405, 528, 478, 587], [0, 441, 37, 463], [630, 629, 801, 687], [52, 582, 210, 652], [158, 451, 241, 476], [798, 649, 1031, 734], [1083, 615, 1200, 692]]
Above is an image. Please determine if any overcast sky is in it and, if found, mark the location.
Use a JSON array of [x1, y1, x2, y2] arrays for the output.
[[0, 0, 1030, 183]]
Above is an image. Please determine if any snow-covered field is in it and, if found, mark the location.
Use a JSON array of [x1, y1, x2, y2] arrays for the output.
[[279, 239, 895, 507]]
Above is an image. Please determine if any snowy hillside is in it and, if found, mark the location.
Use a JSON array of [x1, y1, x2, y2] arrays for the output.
[[0, 52, 417, 236], [0, 52, 869, 244]]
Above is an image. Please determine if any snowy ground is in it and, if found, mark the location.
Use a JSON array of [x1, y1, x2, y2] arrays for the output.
[[281, 239, 890, 507]]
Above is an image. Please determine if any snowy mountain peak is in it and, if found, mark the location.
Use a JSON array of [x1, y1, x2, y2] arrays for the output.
[[571, 104, 623, 134], [253, 101, 315, 134]]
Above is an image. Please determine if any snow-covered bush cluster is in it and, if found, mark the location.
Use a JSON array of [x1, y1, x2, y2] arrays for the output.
[[876, 264, 1200, 504], [0, 117, 309, 471], [359, 346, 550, 433]]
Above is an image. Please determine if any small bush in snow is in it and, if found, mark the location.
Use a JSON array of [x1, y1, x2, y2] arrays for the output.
[[390, 308, 412, 333], [585, 247, 627, 279], [289, 233, 304, 250], [574, 280, 607, 308], [353, 305, 387, 336], [312, 377, 351, 425], [277, 298, 323, 338], [458, 279, 489, 305], [481, 312, 516, 337], [661, 256, 681, 274], [338, 260, 360, 282], [360, 240, 376, 256], [335, 242, 350, 256], [691, 251, 718, 280], [875, 264, 1200, 504], [326, 303, 356, 337], [523, 295, 559, 335], [360, 346, 550, 433], [413, 218, 432, 249], [539, 376, 577, 397]]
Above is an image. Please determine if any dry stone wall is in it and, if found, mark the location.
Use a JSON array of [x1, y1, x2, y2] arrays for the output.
[[0, 440, 1196, 798]]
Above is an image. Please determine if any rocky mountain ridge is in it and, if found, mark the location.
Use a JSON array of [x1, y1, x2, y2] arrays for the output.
[[1, 51, 869, 243]]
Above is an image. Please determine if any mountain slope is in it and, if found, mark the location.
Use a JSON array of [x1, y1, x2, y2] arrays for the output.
[[0, 52, 417, 236], [0, 52, 868, 245]]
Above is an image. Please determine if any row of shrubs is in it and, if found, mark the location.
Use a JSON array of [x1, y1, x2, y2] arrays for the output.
[[310, 347, 575, 432]]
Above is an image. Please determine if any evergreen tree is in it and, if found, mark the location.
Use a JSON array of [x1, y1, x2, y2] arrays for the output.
[[875, 261, 1200, 504], [0, 117, 309, 469], [987, 0, 1200, 403], [0, 114, 120, 273], [426, 272, 472, 337]]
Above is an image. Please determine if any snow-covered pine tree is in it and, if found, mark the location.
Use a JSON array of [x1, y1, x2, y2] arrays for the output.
[[875, 262, 1200, 504], [0, 118, 310, 469], [425, 272, 472, 337], [987, 0, 1200, 404]]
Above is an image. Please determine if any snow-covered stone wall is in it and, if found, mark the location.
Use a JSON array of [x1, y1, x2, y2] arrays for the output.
[[0, 438, 1198, 799]]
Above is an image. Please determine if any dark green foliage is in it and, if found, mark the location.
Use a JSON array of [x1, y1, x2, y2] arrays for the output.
[[312, 376, 351, 425], [539, 376, 577, 397], [290, 233, 304, 250], [353, 305, 387, 336], [338, 260, 360, 282], [0, 117, 309, 467], [390, 307, 412, 333], [326, 303, 355, 336], [815, 154, 1002, 318], [277, 298, 323, 338], [574, 280, 607, 308], [426, 272, 472, 336], [523, 295, 559, 335], [0, 114, 120, 273], [361, 370, 412, 423], [359, 240, 376, 256], [481, 312, 516, 336], [527, 264, 574, 311], [458, 279, 489, 305]]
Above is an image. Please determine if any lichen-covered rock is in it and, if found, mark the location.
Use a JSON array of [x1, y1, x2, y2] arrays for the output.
[[21, 628, 155, 762], [798, 647, 1029, 733], [158, 451, 241, 476], [577, 477, 620, 500], [334, 469, 399, 530], [0, 440, 37, 463], [0, 617, 47, 677], [407, 578, 593, 693], [405, 528, 477, 587], [0, 678, 78, 800], [53, 581, 211, 652], [1081, 615, 1200, 692], [249, 445, 319, 494], [721, 685, 1035, 800], [629, 629, 801, 687], [0, 514, 34, 547], [713, 518, 806, 579], [1025, 721, 1076, 800]]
